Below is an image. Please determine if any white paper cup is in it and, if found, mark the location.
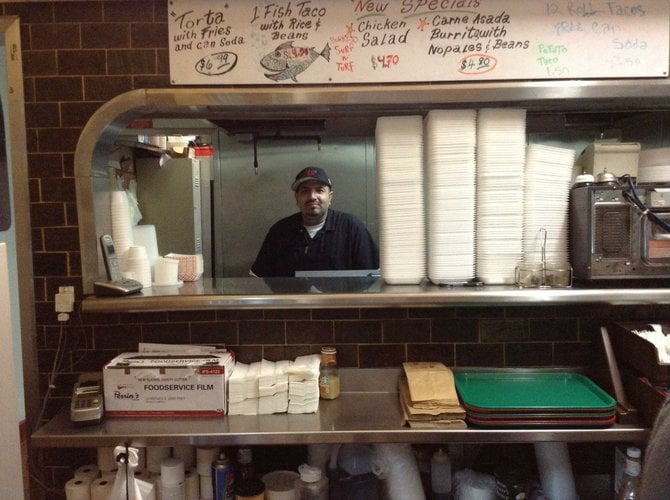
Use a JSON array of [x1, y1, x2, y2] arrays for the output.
[[126, 245, 148, 260], [154, 257, 181, 286]]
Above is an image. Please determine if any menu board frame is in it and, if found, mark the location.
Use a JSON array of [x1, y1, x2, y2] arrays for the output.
[[168, 0, 670, 85]]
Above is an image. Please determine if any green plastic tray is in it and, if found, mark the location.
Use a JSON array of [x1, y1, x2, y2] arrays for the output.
[[454, 371, 617, 412]]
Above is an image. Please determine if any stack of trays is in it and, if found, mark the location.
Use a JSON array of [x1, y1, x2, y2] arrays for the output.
[[454, 370, 617, 428]]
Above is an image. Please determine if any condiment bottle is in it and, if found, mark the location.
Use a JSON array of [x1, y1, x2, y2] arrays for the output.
[[319, 346, 340, 399], [431, 447, 452, 499], [616, 446, 642, 500], [294, 464, 328, 500], [236, 446, 254, 483]]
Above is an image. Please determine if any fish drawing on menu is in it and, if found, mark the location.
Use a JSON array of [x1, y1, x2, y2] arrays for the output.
[[260, 41, 330, 82]]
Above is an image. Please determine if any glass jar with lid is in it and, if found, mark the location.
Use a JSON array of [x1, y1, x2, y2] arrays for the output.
[[318, 346, 340, 399]]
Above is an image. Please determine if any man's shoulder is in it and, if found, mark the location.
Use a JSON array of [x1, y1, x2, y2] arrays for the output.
[[327, 210, 368, 230], [270, 212, 302, 230], [328, 209, 361, 223]]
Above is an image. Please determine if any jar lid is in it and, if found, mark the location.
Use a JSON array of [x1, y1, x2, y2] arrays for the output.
[[298, 463, 322, 482], [320, 346, 336, 355]]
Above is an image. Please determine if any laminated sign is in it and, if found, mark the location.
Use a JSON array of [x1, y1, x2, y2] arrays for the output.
[[168, 0, 669, 85]]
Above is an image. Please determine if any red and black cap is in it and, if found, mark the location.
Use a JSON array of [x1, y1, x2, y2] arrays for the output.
[[291, 167, 332, 191]]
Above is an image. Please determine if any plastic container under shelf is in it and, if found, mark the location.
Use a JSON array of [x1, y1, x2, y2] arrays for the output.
[[295, 464, 328, 500]]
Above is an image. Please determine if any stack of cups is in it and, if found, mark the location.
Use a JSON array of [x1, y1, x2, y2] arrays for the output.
[[197, 447, 219, 500], [124, 245, 152, 288], [110, 190, 133, 260], [161, 457, 186, 500]]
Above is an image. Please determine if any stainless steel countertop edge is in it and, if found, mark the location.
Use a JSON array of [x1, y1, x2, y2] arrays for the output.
[[81, 278, 670, 312]]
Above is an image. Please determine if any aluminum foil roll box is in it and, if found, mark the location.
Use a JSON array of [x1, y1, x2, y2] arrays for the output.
[[103, 351, 235, 417]]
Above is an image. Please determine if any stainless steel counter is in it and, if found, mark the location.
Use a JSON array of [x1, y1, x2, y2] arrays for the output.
[[81, 277, 670, 312], [31, 369, 649, 448]]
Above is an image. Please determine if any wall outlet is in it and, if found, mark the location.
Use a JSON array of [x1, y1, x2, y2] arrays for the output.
[[55, 286, 75, 313]]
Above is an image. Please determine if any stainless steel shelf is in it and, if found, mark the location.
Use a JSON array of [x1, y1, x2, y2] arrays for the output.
[[31, 369, 649, 449], [81, 277, 670, 312]]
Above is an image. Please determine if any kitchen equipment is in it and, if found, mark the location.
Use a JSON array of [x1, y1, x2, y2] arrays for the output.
[[569, 175, 670, 282]]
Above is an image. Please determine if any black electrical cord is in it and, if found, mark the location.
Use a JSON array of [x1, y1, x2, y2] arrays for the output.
[[620, 174, 670, 233]]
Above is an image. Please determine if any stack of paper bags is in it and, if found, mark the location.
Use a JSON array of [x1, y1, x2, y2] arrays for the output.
[[400, 362, 466, 428], [258, 359, 290, 414], [228, 362, 261, 415], [288, 354, 321, 414]]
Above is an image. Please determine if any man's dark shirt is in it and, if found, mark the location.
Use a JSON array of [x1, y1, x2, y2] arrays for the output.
[[251, 209, 379, 277]]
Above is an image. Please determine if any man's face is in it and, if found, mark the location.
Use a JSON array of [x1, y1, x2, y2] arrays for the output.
[[294, 180, 333, 223]]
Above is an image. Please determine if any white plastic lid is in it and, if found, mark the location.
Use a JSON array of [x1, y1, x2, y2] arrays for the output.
[[574, 174, 595, 184], [298, 463, 322, 482], [627, 446, 641, 459]]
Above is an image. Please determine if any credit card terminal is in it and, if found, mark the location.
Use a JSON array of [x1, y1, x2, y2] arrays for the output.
[[70, 372, 104, 426]]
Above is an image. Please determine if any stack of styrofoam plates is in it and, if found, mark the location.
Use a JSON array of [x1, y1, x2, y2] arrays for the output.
[[424, 109, 477, 285], [522, 144, 576, 265], [639, 147, 670, 183], [376, 116, 426, 284], [475, 108, 527, 284]]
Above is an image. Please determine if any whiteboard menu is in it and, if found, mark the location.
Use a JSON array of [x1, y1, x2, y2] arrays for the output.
[[168, 0, 669, 85]]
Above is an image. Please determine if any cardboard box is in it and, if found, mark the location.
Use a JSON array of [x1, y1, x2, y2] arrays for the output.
[[103, 352, 233, 417]]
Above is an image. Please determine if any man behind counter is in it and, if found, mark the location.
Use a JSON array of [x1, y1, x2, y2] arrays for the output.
[[250, 166, 379, 277]]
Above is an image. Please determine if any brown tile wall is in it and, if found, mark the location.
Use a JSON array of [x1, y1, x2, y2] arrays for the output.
[[8, 2, 668, 498]]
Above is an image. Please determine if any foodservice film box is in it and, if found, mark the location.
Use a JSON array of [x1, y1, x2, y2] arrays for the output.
[[103, 351, 234, 416]]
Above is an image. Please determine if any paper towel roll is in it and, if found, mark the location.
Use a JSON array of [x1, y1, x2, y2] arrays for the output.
[[196, 447, 218, 476], [160, 480, 185, 500], [96, 446, 117, 472], [161, 457, 185, 487], [184, 467, 199, 500], [200, 473, 214, 499], [90, 477, 114, 500], [65, 477, 91, 500], [146, 445, 172, 473], [100, 470, 117, 481], [173, 445, 196, 469], [534, 442, 578, 500], [74, 464, 99, 482]]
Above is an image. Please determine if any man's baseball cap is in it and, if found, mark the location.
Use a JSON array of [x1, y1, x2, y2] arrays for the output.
[[291, 167, 332, 191]]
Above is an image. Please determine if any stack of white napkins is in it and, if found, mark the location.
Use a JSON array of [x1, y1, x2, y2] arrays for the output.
[[227, 362, 261, 415], [287, 354, 321, 414], [258, 359, 290, 414]]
